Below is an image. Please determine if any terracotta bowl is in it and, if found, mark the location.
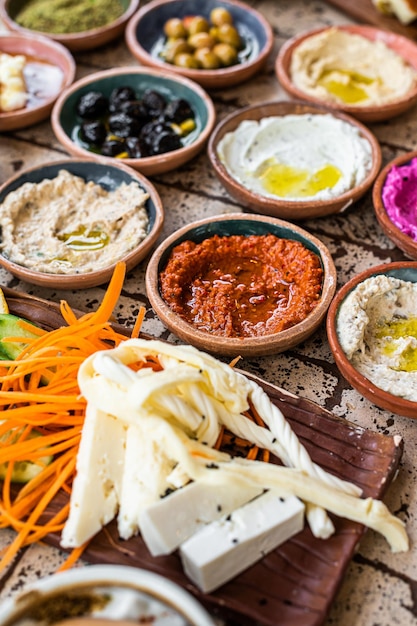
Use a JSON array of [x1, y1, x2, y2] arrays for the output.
[[207, 100, 382, 221], [0, 32, 75, 131], [326, 262, 417, 419], [146, 213, 337, 357], [275, 25, 417, 123], [0, 0, 140, 52], [373, 150, 417, 260], [0, 159, 164, 290], [51, 67, 216, 177], [125, 0, 274, 90]]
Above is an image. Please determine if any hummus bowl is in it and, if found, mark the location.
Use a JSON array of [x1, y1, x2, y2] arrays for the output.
[[51, 67, 216, 177], [373, 150, 417, 260], [0, 159, 164, 289], [327, 261, 417, 419], [0, 32, 75, 131], [125, 0, 274, 90], [207, 101, 382, 220], [0, 0, 140, 52], [275, 25, 417, 123], [146, 213, 337, 357]]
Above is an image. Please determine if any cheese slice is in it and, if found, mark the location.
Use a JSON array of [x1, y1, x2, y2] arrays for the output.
[[61, 405, 127, 548], [373, 0, 417, 23], [139, 480, 262, 556], [179, 492, 305, 593]]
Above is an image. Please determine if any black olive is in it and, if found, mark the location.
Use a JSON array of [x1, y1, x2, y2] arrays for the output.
[[126, 136, 150, 158], [140, 120, 165, 145], [80, 120, 107, 146], [101, 139, 127, 157], [142, 89, 167, 117], [141, 122, 182, 155], [164, 98, 194, 124], [108, 112, 142, 139], [109, 86, 137, 113], [118, 100, 151, 124], [76, 91, 109, 119]]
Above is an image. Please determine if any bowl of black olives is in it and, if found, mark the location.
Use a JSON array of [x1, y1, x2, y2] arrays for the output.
[[51, 67, 216, 176], [125, 0, 274, 89]]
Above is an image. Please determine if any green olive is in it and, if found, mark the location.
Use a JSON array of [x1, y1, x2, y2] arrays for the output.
[[163, 17, 187, 39], [213, 42, 238, 66], [174, 52, 201, 69], [210, 7, 233, 26], [188, 32, 216, 49], [194, 47, 221, 69], [163, 38, 192, 63], [186, 15, 210, 35], [216, 23, 241, 48]]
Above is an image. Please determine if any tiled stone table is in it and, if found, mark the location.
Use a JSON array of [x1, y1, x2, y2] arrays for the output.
[[0, 1, 416, 625]]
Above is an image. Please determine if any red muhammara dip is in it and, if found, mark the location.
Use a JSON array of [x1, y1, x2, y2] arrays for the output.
[[159, 234, 323, 338]]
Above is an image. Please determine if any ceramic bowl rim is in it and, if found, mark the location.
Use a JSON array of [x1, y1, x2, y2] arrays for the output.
[[326, 261, 417, 418], [146, 212, 337, 357], [0, 158, 164, 289]]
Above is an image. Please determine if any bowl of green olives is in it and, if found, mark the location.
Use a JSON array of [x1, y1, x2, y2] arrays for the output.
[[125, 0, 274, 89], [51, 66, 216, 176]]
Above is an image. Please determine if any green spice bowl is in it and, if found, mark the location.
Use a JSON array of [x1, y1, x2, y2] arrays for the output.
[[0, 0, 140, 52]]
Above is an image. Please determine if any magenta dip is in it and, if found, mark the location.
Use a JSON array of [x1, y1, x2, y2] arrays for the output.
[[382, 157, 417, 241]]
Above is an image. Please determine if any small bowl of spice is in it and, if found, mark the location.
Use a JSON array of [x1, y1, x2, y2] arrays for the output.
[[373, 150, 417, 260], [275, 25, 417, 123], [125, 0, 274, 89], [0, 0, 140, 52], [208, 100, 381, 221], [327, 261, 417, 418], [146, 213, 337, 357], [0, 159, 164, 289], [51, 66, 216, 177], [0, 32, 75, 131]]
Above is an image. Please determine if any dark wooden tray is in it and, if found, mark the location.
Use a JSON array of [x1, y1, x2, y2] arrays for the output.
[[3, 287, 404, 626]]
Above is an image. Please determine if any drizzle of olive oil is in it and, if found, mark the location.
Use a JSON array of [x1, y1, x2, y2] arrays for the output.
[[58, 226, 109, 251], [256, 158, 342, 198], [376, 316, 417, 372], [318, 69, 375, 104]]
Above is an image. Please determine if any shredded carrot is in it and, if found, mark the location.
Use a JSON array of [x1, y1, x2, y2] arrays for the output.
[[131, 306, 146, 339]]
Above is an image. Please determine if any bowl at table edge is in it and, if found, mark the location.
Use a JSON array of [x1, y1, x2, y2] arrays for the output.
[[0, 565, 216, 626], [326, 261, 417, 419], [125, 0, 274, 89], [373, 150, 417, 260], [0, 0, 140, 52], [146, 213, 337, 358], [51, 66, 216, 177], [0, 32, 75, 132], [275, 24, 417, 123], [207, 100, 382, 221], [0, 159, 164, 290]]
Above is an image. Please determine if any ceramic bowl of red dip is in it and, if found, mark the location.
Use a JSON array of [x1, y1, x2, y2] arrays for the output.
[[146, 213, 337, 357], [373, 150, 417, 260]]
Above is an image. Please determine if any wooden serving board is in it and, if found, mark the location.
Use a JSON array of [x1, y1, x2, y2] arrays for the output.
[[3, 287, 405, 626], [326, 0, 417, 38]]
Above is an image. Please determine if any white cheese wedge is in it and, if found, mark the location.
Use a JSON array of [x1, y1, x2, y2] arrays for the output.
[[139, 480, 262, 556], [61, 405, 127, 548], [0, 53, 27, 112], [373, 0, 417, 23], [179, 492, 305, 593]]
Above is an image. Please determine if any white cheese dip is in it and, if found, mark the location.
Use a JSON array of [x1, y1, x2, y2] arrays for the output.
[[216, 114, 373, 202], [0, 170, 149, 274], [336, 274, 417, 402]]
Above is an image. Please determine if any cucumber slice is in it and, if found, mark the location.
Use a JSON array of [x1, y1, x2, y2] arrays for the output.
[[0, 313, 40, 360], [0, 430, 53, 483]]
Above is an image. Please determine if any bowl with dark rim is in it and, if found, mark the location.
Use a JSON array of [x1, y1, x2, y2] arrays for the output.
[[327, 261, 417, 419], [146, 212, 337, 357], [0, 32, 75, 131], [207, 100, 382, 221], [0, 158, 164, 289], [373, 150, 417, 260], [275, 24, 417, 123], [0, 0, 140, 52], [51, 66, 216, 177], [125, 0, 274, 89]]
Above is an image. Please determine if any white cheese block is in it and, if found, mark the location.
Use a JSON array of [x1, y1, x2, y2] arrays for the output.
[[373, 0, 417, 23], [0, 53, 27, 112], [179, 492, 305, 593], [139, 480, 262, 556], [61, 405, 126, 548]]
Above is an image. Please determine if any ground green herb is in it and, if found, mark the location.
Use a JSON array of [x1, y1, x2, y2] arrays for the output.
[[15, 0, 125, 34]]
